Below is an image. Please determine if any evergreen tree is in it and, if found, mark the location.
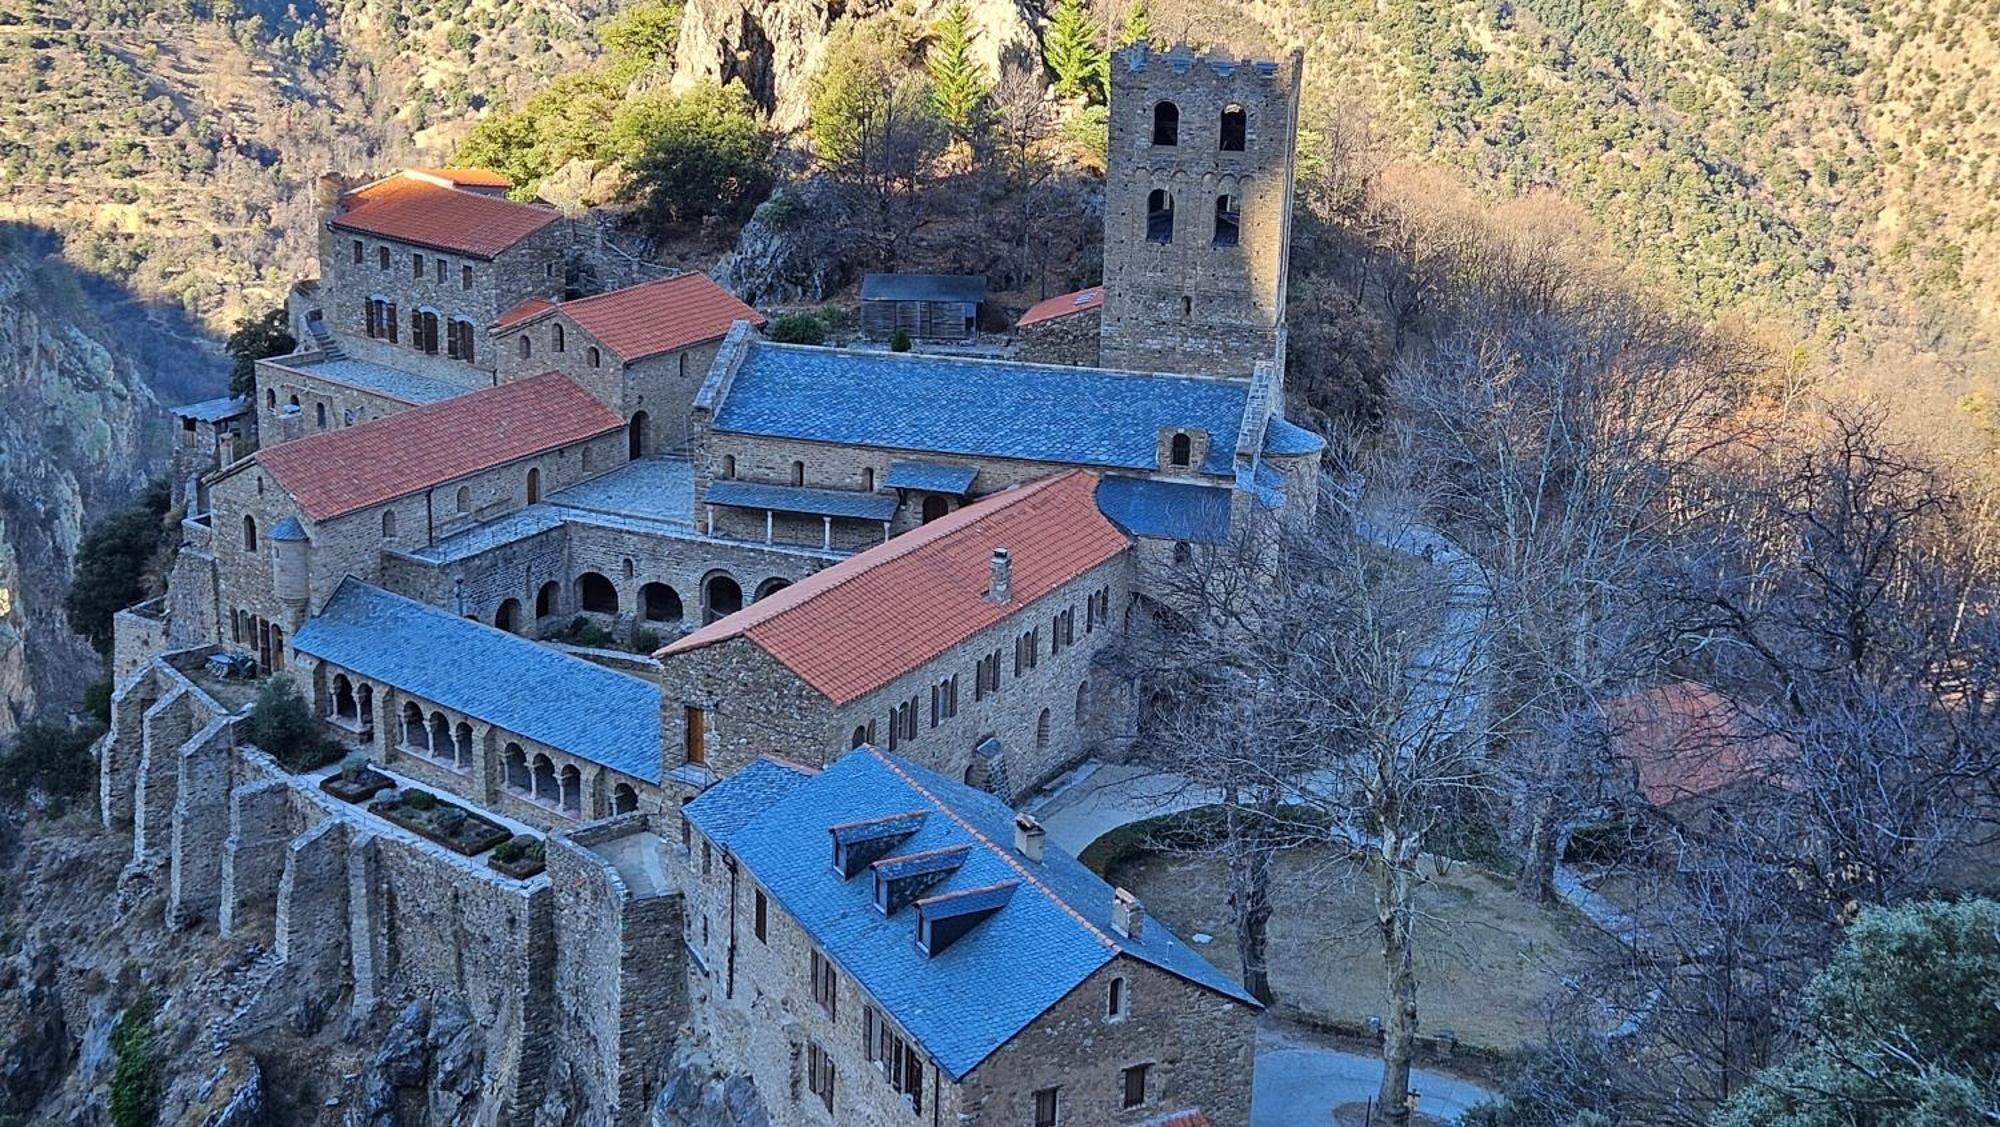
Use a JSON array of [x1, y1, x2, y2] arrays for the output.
[[1042, 0, 1105, 103], [224, 306, 294, 397], [926, 3, 991, 136], [63, 479, 171, 657], [1116, 0, 1153, 48]]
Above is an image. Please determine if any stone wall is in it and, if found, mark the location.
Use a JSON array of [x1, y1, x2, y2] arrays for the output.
[[254, 353, 478, 443], [111, 598, 170, 683], [493, 312, 725, 456], [657, 553, 1136, 799], [1016, 308, 1102, 367], [958, 956, 1257, 1127], [1097, 45, 1302, 380]]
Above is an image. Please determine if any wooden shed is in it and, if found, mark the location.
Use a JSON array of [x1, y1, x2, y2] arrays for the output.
[[858, 273, 986, 342]]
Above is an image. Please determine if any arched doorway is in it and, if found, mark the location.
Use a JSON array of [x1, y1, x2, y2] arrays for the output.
[[536, 581, 560, 619], [704, 573, 743, 623], [628, 412, 649, 460], [641, 582, 683, 622], [613, 784, 638, 814], [578, 572, 619, 614], [495, 598, 521, 633], [921, 494, 951, 524]]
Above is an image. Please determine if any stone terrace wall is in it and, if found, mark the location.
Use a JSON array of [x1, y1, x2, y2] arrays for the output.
[[1016, 309, 1102, 367]]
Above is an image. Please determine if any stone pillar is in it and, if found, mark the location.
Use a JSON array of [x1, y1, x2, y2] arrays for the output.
[[134, 688, 194, 863], [221, 779, 298, 937], [346, 831, 384, 1019], [168, 717, 236, 927], [275, 818, 352, 988]]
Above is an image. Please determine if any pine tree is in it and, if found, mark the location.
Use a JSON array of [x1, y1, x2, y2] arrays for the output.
[[1116, 0, 1152, 48], [1042, 0, 1106, 103], [927, 3, 991, 135]]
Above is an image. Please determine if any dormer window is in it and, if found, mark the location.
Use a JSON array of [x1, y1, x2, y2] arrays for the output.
[[914, 880, 1016, 955], [829, 811, 929, 877], [870, 844, 970, 914]]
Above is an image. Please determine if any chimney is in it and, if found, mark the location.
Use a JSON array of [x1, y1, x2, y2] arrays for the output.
[[1111, 887, 1145, 940], [986, 548, 1012, 604], [1013, 813, 1046, 863], [315, 171, 348, 213]]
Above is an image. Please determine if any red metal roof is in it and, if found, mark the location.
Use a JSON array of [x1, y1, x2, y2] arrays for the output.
[[1017, 286, 1104, 328], [663, 472, 1130, 703], [257, 373, 623, 522], [406, 166, 513, 189], [498, 275, 764, 362], [1607, 682, 1791, 808], [332, 173, 558, 259]]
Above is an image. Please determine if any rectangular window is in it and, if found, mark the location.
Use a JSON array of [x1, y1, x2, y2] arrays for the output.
[[806, 1041, 835, 1112], [702, 839, 712, 876], [351, 238, 363, 264], [462, 264, 473, 290], [811, 948, 838, 1020], [435, 257, 446, 284], [754, 889, 768, 942], [378, 245, 390, 270], [411, 252, 423, 279], [386, 303, 398, 343], [1034, 1087, 1060, 1127], [1121, 1063, 1150, 1109]]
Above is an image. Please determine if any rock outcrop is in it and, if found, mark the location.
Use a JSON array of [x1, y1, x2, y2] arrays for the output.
[[0, 230, 205, 731], [674, 0, 1042, 130]]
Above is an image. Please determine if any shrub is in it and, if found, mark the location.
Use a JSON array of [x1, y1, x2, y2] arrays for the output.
[[224, 307, 295, 397], [404, 789, 436, 811], [631, 628, 662, 654], [563, 616, 615, 648], [83, 676, 112, 725], [108, 990, 159, 1127], [767, 312, 827, 345], [619, 80, 773, 232], [0, 720, 100, 803], [248, 676, 341, 772], [890, 328, 913, 352], [63, 479, 171, 657]]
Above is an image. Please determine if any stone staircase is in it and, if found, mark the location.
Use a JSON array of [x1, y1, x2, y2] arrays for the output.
[[306, 318, 344, 360]]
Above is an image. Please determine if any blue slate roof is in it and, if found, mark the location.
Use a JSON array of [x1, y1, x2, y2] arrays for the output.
[[687, 748, 1257, 1080], [703, 479, 900, 521], [269, 516, 308, 542], [277, 356, 472, 406], [712, 342, 1325, 478], [860, 273, 986, 304], [1095, 475, 1233, 544], [684, 758, 815, 841], [885, 460, 978, 494], [549, 457, 696, 529], [292, 579, 662, 782], [173, 394, 250, 423]]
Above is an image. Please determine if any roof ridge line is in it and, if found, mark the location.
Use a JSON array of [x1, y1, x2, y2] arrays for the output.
[[867, 748, 1121, 954]]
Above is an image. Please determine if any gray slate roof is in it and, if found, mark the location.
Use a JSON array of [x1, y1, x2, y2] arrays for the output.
[[273, 356, 473, 406], [859, 273, 986, 304], [1095, 475, 1234, 544], [685, 747, 1257, 1081], [711, 342, 1325, 479], [291, 579, 662, 782], [703, 480, 899, 521], [885, 460, 979, 494], [173, 395, 250, 423]]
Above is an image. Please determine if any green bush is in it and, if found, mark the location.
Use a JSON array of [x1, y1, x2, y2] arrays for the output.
[[631, 628, 662, 654], [83, 676, 112, 725], [63, 479, 171, 657], [404, 789, 436, 811], [0, 720, 100, 803], [620, 80, 773, 232], [108, 991, 159, 1127], [890, 328, 913, 352], [224, 307, 295, 397], [562, 616, 615, 648], [248, 676, 341, 772], [768, 312, 827, 345]]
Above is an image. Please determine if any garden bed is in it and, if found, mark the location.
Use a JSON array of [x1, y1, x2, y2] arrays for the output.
[[320, 766, 393, 804], [368, 789, 512, 856], [487, 835, 547, 880]]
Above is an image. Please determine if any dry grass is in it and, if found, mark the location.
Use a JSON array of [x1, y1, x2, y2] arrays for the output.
[[1111, 844, 1614, 1052]]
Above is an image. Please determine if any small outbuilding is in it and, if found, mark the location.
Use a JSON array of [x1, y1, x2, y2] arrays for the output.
[[858, 273, 986, 342]]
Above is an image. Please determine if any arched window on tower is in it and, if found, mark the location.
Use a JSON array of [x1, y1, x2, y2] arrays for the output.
[[1213, 194, 1241, 247], [1220, 104, 1247, 151], [1151, 101, 1179, 146], [1146, 189, 1174, 244], [1170, 432, 1192, 467], [241, 515, 258, 552]]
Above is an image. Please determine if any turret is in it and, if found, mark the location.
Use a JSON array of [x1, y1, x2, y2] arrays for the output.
[[270, 516, 310, 612]]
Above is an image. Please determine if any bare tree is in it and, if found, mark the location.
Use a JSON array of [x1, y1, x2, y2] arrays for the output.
[[1125, 481, 1491, 1125]]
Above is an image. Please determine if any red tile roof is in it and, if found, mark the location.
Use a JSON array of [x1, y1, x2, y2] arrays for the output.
[[497, 275, 764, 362], [257, 373, 622, 521], [406, 166, 513, 189], [495, 296, 557, 329], [1607, 683, 1792, 808], [663, 472, 1130, 703], [1140, 1112, 1211, 1127], [332, 173, 558, 259], [1017, 286, 1104, 328]]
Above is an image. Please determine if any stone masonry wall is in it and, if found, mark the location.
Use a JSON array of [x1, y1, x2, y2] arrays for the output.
[[1097, 46, 1302, 379], [1016, 309, 1102, 367], [958, 956, 1257, 1127], [494, 313, 725, 456]]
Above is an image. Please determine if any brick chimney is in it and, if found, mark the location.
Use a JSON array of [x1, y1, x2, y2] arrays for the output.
[[1111, 887, 1145, 940], [985, 548, 1012, 604], [1013, 813, 1046, 863]]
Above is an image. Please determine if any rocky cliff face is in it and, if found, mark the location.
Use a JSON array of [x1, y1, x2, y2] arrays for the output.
[[0, 229, 217, 731], [674, 0, 1042, 130]]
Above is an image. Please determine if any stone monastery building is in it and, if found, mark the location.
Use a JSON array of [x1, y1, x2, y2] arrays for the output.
[[125, 43, 1314, 1127]]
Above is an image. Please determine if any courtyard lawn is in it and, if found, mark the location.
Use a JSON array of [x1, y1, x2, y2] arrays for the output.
[[1109, 844, 1614, 1054]]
